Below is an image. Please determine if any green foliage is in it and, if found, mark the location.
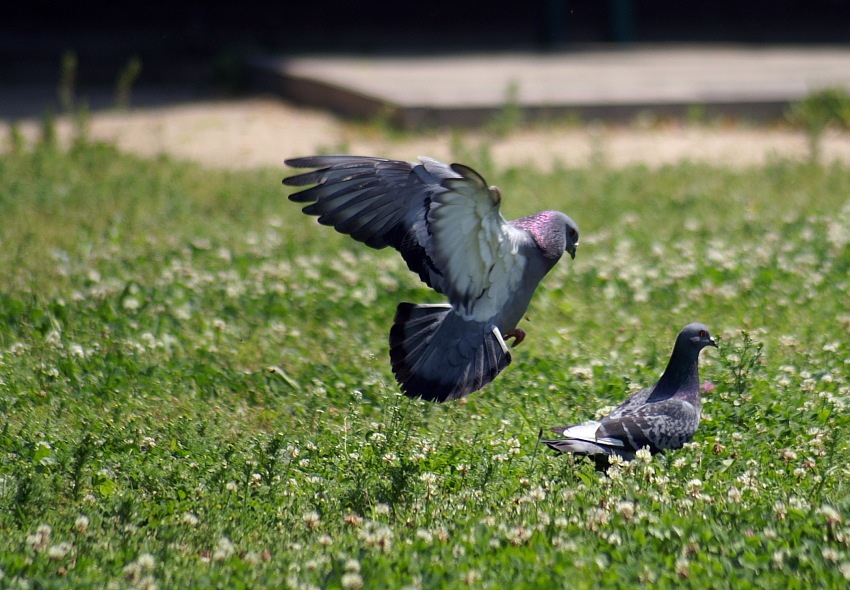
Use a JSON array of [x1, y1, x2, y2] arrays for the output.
[[115, 56, 143, 110], [487, 80, 523, 138], [719, 330, 765, 397], [786, 86, 850, 162], [1, 138, 849, 588]]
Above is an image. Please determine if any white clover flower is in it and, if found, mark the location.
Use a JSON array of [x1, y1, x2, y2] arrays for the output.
[[420, 472, 438, 484], [182, 512, 199, 526], [529, 486, 546, 502], [123, 297, 141, 311], [226, 481, 238, 492], [608, 454, 624, 468], [675, 556, 690, 579], [137, 553, 155, 571], [635, 447, 652, 464], [638, 566, 656, 583], [686, 479, 703, 497], [822, 547, 839, 563], [570, 366, 594, 380], [243, 551, 261, 565], [382, 452, 397, 464], [75, 515, 89, 534], [616, 501, 636, 521], [213, 536, 235, 562], [26, 524, 52, 552], [302, 511, 321, 530], [317, 534, 333, 547], [374, 503, 390, 516], [344, 559, 361, 573], [341, 572, 364, 590], [47, 542, 72, 560], [124, 561, 142, 581], [817, 505, 843, 527], [727, 486, 742, 504], [462, 570, 482, 585]]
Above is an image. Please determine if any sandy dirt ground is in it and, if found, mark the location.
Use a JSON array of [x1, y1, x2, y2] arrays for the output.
[[3, 95, 850, 170]]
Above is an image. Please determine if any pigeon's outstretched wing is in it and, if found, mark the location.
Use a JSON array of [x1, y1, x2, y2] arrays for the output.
[[285, 155, 445, 290], [284, 156, 526, 310]]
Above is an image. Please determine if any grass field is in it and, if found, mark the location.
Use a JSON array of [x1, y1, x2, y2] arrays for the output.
[[1, 134, 849, 588]]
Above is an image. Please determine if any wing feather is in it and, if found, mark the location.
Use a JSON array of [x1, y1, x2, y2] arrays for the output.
[[598, 399, 699, 452], [427, 164, 527, 320]]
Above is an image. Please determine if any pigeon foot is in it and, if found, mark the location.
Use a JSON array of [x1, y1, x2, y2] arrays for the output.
[[504, 328, 526, 348]]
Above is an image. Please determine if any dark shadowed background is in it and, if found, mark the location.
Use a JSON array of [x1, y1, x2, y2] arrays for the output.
[[3, 0, 849, 87]]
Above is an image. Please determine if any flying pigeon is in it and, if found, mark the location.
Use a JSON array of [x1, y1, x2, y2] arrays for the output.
[[284, 155, 579, 402], [542, 323, 717, 469]]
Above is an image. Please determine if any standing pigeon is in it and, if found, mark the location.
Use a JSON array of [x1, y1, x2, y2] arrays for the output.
[[284, 155, 579, 402], [542, 323, 717, 469]]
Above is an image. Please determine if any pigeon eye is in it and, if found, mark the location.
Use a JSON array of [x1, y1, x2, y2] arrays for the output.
[[699, 330, 707, 337], [568, 228, 577, 240]]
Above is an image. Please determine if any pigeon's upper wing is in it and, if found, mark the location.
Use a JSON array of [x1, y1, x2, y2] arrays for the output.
[[604, 385, 654, 420], [427, 163, 528, 321], [596, 399, 700, 452], [284, 155, 449, 290], [285, 156, 528, 319]]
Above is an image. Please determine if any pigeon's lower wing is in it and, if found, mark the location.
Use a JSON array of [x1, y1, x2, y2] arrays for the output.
[[284, 155, 452, 290], [597, 399, 700, 453], [428, 163, 527, 321]]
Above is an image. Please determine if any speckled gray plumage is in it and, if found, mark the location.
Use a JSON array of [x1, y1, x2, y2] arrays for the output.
[[542, 323, 717, 468], [284, 155, 579, 402]]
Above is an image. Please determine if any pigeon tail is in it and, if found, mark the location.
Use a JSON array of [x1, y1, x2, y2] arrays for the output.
[[540, 437, 632, 471], [541, 423, 636, 470], [389, 302, 511, 402]]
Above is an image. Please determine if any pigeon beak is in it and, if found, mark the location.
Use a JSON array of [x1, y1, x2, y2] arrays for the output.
[[709, 336, 718, 348], [567, 243, 577, 260]]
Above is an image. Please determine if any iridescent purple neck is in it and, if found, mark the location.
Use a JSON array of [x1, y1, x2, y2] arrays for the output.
[[511, 211, 565, 259]]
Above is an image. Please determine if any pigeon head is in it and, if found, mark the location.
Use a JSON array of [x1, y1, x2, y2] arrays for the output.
[[513, 211, 579, 260], [678, 323, 718, 356], [564, 215, 580, 260]]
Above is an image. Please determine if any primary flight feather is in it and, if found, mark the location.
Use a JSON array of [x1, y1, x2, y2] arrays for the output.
[[284, 155, 579, 402]]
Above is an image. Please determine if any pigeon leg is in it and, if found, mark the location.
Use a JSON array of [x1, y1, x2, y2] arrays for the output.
[[504, 328, 526, 347]]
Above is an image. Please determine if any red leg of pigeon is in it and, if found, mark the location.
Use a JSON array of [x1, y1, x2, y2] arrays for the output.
[[504, 328, 526, 348]]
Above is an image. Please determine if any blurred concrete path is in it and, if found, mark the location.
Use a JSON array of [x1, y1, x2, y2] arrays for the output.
[[4, 45, 850, 171], [249, 45, 850, 126]]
